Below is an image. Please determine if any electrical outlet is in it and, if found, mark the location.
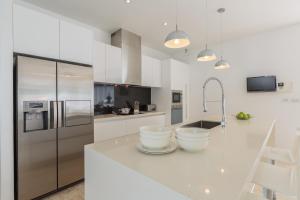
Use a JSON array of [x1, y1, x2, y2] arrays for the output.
[[277, 82, 293, 93], [281, 98, 289, 102]]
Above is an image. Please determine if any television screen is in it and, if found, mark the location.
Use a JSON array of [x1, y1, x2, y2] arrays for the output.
[[247, 76, 277, 92]]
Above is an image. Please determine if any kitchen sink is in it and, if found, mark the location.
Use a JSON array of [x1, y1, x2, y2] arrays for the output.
[[182, 120, 221, 129]]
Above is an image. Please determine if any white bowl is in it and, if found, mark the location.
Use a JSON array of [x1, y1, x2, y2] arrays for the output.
[[140, 136, 170, 150], [177, 138, 209, 152], [176, 135, 210, 142], [176, 128, 210, 139], [140, 126, 172, 137], [140, 133, 171, 140]]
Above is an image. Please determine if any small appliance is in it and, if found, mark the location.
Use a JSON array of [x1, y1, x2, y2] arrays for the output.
[[140, 104, 156, 112], [171, 90, 183, 125], [172, 90, 182, 104]]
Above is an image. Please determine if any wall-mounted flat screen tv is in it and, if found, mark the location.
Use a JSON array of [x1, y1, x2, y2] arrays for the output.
[[247, 76, 277, 92]]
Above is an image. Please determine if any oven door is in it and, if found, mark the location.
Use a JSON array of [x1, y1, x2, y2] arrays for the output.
[[172, 92, 182, 103]]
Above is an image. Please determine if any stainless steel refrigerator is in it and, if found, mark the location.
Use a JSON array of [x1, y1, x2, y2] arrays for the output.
[[14, 54, 94, 200]]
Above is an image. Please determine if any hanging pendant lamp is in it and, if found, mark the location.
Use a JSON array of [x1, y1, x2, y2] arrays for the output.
[[197, 0, 216, 62], [164, 0, 190, 49], [214, 8, 230, 69]]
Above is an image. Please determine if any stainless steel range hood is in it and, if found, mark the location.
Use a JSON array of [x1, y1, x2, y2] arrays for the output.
[[111, 29, 141, 85]]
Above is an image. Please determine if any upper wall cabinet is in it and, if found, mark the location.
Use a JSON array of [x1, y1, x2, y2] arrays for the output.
[[105, 45, 122, 84], [13, 4, 60, 59], [170, 59, 189, 90], [142, 55, 162, 88], [60, 20, 93, 64], [93, 41, 106, 83], [93, 41, 122, 84]]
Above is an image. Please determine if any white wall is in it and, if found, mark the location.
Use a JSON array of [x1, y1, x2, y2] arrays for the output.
[[0, 0, 14, 199], [189, 24, 300, 148]]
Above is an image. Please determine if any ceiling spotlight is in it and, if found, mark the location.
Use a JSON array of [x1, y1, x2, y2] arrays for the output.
[[163, 22, 168, 26], [204, 188, 211, 195], [124, 0, 131, 4]]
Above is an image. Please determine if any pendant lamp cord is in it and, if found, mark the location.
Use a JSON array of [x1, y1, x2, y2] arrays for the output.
[[205, 0, 208, 49], [219, 10, 224, 59], [176, 0, 178, 31]]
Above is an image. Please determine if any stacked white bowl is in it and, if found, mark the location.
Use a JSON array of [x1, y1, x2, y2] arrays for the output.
[[176, 128, 210, 152], [139, 126, 172, 149]]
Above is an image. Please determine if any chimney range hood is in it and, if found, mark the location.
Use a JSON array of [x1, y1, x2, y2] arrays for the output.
[[111, 29, 141, 85]]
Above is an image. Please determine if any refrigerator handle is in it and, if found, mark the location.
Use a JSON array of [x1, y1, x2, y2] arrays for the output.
[[50, 101, 57, 129], [57, 101, 65, 128]]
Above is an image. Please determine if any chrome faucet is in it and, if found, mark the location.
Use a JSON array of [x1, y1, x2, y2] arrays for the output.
[[203, 77, 226, 127]]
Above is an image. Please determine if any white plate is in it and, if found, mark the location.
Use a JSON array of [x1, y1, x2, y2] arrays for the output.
[[136, 142, 177, 155]]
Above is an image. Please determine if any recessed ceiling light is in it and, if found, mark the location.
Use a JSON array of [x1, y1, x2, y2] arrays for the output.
[[124, 0, 132, 4], [204, 188, 211, 195], [163, 22, 168, 26]]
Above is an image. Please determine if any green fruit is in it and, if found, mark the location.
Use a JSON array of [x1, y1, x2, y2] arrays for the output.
[[247, 114, 251, 119], [243, 115, 249, 120], [238, 113, 244, 119]]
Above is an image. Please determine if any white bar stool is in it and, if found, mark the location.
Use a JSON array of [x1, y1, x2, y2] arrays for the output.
[[244, 133, 300, 200], [263, 133, 300, 165]]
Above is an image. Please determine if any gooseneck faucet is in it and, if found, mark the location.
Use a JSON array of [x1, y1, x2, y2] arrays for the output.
[[203, 77, 226, 127]]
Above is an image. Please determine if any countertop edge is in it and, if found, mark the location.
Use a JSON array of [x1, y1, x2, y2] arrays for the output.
[[94, 112, 166, 122]]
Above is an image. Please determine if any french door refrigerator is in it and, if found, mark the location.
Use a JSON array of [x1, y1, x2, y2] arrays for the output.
[[14, 54, 94, 200]]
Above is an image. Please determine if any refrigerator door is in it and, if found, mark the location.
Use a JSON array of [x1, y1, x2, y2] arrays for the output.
[[16, 56, 57, 200], [57, 62, 94, 187]]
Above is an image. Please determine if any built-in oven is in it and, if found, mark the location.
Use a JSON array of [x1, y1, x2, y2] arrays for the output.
[[171, 90, 183, 125], [172, 90, 182, 104]]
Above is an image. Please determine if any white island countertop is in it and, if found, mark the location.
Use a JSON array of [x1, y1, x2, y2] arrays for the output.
[[85, 116, 276, 200]]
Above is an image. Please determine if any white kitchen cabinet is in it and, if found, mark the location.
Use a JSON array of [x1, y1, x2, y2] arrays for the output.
[[94, 120, 125, 142], [93, 42, 122, 84], [170, 59, 189, 91], [93, 41, 106, 82], [152, 59, 162, 87], [94, 114, 166, 142], [142, 55, 162, 87], [60, 20, 93, 64], [141, 56, 153, 87], [13, 4, 60, 59], [106, 45, 122, 84], [170, 59, 190, 123]]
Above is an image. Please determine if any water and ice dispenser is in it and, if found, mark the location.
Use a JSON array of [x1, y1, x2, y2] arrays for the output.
[[23, 101, 48, 132]]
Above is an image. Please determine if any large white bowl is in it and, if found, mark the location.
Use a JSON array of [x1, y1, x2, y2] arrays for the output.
[[140, 135, 170, 150], [177, 138, 209, 152], [176, 135, 210, 142], [176, 128, 210, 139], [140, 133, 171, 140], [140, 126, 172, 137]]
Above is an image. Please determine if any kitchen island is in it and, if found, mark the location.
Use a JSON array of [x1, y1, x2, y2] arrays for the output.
[[85, 116, 276, 200]]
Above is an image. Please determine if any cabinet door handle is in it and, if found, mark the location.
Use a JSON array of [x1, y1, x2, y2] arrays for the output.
[[50, 101, 57, 129], [57, 101, 64, 128]]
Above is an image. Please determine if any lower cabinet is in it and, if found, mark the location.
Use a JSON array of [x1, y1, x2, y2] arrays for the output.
[[94, 114, 166, 142]]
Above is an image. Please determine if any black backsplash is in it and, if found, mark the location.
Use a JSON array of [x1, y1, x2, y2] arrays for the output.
[[94, 84, 114, 106], [94, 84, 151, 114], [114, 86, 151, 108]]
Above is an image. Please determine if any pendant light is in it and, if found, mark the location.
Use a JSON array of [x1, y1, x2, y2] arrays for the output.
[[164, 0, 190, 49], [215, 8, 230, 69], [197, 0, 217, 62]]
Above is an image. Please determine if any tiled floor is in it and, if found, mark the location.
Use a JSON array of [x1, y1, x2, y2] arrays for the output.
[[43, 183, 84, 200]]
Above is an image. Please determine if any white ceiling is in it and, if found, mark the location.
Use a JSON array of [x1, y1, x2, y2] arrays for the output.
[[22, 0, 300, 56]]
